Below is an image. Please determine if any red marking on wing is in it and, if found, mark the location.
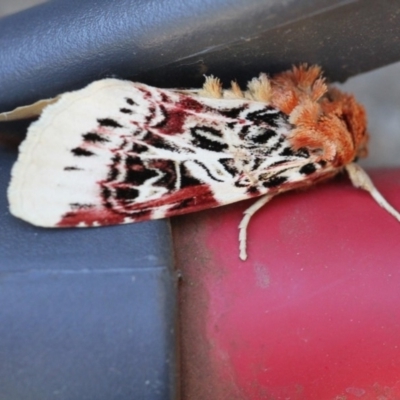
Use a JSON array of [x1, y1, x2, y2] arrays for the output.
[[57, 208, 126, 227], [177, 96, 204, 113], [57, 185, 221, 227], [137, 86, 152, 99], [157, 108, 188, 135], [156, 94, 205, 135], [164, 186, 222, 217], [114, 185, 220, 215]]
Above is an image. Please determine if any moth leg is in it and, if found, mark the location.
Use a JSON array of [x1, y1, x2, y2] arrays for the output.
[[346, 163, 400, 221], [238, 194, 275, 261]]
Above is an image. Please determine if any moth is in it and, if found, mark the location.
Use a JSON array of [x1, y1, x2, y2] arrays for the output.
[[3, 65, 400, 260]]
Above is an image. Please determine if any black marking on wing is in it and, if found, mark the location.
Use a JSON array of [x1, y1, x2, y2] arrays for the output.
[[97, 118, 123, 128], [180, 163, 203, 187], [108, 155, 121, 181], [126, 98, 137, 106], [299, 163, 317, 175], [131, 143, 149, 153], [252, 157, 264, 170], [218, 158, 238, 177], [193, 160, 225, 183], [152, 104, 168, 128], [239, 125, 250, 136], [280, 147, 310, 158], [115, 187, 140, 201], [69, 203, 94, 210], [263, 175, 288, 188], [246, 107, 287, 127], [269, 160, 289, 167], [251, 129, 277, 144], [145, 106, 156, 123], [82, 132, 110, 143], [102, 187, 112, 204], [108, 168, 118, 181], [265, 137, 285, 156], [150, 159, 177, 191], [190, 126, 228, 152], [64, 166, 82, 171], [120, 108, 133, 114], [234, 179, 250, 188], [220, 106, 247, 119], [142, 131, 180, 152], [125, 156, 158, 185], [247, 186, 261, 195], [71, 148, 94, 156], [280, 147, 294, 157]]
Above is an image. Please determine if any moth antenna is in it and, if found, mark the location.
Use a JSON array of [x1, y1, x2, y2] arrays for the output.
[[238, 194, 275, 260], [201, 75, 223, 98], [346, 163, 400, 221]]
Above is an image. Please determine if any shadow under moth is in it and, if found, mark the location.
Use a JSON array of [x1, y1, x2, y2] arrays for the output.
[[3, 65, 400, 260]]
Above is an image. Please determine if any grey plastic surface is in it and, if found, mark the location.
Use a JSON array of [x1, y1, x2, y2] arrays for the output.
[[0, 145, 177, 399]]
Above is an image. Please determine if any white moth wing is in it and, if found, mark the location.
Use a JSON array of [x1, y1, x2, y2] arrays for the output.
[[9, 79, 138, 226], [8, 78, 325, 228]]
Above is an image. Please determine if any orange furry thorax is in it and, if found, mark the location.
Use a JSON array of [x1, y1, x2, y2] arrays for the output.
[[270, 65, 368, 167]]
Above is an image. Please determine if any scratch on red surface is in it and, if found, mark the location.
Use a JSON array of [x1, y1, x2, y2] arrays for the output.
[[172, 206, 246, 400]]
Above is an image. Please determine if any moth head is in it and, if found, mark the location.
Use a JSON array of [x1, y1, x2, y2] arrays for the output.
[[322, 87, 369, 162]]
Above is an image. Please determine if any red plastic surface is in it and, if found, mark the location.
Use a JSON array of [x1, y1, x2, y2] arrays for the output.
[[173, 169, 400, 400]]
